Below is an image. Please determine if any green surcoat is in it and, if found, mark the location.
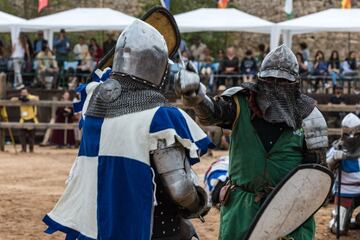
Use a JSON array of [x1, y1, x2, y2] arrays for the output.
[[219, 94, 315, 240]]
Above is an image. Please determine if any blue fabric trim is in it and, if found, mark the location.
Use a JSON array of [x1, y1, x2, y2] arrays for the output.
[[78, 116, 104, 157], [195, 137, 215, 156], [150, 107, 194, 138], [101, 68, 112, 81], [97, 156, 153, 240], [73, 83, 87, 113], [91, 71, 101, 82], [78, 116, 84, 130], [150, 107, 213, 161], [205, 170, 228, 191], [43, 215, 95, 240], [341, 159, 360, 173]]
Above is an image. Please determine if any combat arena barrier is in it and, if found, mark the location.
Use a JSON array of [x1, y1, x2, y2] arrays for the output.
[[0, 100, 359, 136]]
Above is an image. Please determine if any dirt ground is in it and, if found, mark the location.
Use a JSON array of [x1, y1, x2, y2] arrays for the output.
[[0, 146, 359, 240]]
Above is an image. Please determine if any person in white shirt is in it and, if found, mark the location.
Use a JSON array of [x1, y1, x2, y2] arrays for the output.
[[73, 35, 88, 63], [11, 33, 29, 89]]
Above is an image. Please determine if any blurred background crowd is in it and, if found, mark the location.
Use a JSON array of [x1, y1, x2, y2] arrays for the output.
[[1, 32, 360, 96]]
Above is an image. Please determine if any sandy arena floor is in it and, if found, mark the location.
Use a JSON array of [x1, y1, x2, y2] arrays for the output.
[[0, 146, 359, 240]]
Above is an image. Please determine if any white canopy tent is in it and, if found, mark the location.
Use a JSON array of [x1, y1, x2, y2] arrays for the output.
[[0, 11, 26, 45], [174, 8, 278, 49], [277, 8, 360, 47], [19, 8, 136, 48]]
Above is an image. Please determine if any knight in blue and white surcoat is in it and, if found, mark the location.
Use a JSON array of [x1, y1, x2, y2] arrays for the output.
[[327, 113, 360, 235], [43, 19, 212, 240]]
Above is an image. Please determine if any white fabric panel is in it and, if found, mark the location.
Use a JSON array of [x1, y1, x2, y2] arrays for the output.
[[99, 107, 159, 165], [0, 11, 26, 32], [174, 8, 274, 34], [149, 128, 200, 159], [282, 30, 293, 48], [278, 8, 360, 42], [48, 156, 99, 238], [19, 8, 136, 32], [81, 82, 100, 120], [270, 25, 281, 50]]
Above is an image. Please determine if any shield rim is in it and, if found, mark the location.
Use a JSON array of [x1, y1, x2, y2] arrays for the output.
[[244, 164, 334, 240], [141, 6, 181, 59]]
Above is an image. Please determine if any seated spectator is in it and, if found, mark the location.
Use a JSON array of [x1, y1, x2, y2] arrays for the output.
[[299, 42, 310, 62], [33, 31, 46, 57], [240, 49, 257, 83], [256, 43, 266, 67], [0, 40, 7, 73], [73, 35, 88, 63], [328, 50, 341, 93], [89, 38, 103, 63], [200, 48, 215, 91], [36, 41, 59, 89], [66, 67, 78, 90], [216, 49, 225, 63], [103, 32, 116, 55], [219, 47, 239, 87], [312, 50, 329, 92], [180, 50, 189, 65], [51, 91, 75, 148], [190, 37, 207, 61], [296, 52, 308, 76], [77, 48, 94, 83], [327, 86, 346, 128], [342, 51, 358, 76]]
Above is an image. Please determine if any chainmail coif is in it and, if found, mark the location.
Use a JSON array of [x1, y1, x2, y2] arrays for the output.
[[86, 73, 168, 118], [241, 80, 315, 129]]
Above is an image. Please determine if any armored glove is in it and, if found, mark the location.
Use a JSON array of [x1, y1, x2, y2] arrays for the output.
[[175, 62, 207, 107], [326, 149, 348, 170]]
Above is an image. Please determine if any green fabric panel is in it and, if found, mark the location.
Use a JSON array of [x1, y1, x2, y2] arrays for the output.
[[220, 94, 315, 240]]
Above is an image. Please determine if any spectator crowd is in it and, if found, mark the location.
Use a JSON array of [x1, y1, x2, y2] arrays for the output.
[[1, 32, 360, 95], [170, 40, 360, 94], [0, 30, 117, 90]]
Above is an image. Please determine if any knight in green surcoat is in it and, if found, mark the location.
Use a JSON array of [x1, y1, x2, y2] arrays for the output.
[[175, 45, 328, 239]]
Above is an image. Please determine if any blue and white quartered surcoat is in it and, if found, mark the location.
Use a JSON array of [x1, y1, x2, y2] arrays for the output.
[[327, 147, 360, 197], [43, 79, 212, 240]]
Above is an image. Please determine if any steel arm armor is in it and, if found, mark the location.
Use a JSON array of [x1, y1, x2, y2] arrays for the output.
[[175, 69, 236, 129], [151, 140, 208, 217], [302, 107, 329, 164]]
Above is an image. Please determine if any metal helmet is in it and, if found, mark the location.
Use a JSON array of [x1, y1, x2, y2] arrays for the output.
[[258, 44, 299, 81], [341, 113, 360, 153], [113, 19, 168, 88]]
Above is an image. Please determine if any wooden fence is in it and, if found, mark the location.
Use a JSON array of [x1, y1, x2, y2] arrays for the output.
[[0, 100, 359, 136]]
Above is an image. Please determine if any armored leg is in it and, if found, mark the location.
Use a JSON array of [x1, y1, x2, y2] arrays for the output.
[[330, 197, 354, 235]]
